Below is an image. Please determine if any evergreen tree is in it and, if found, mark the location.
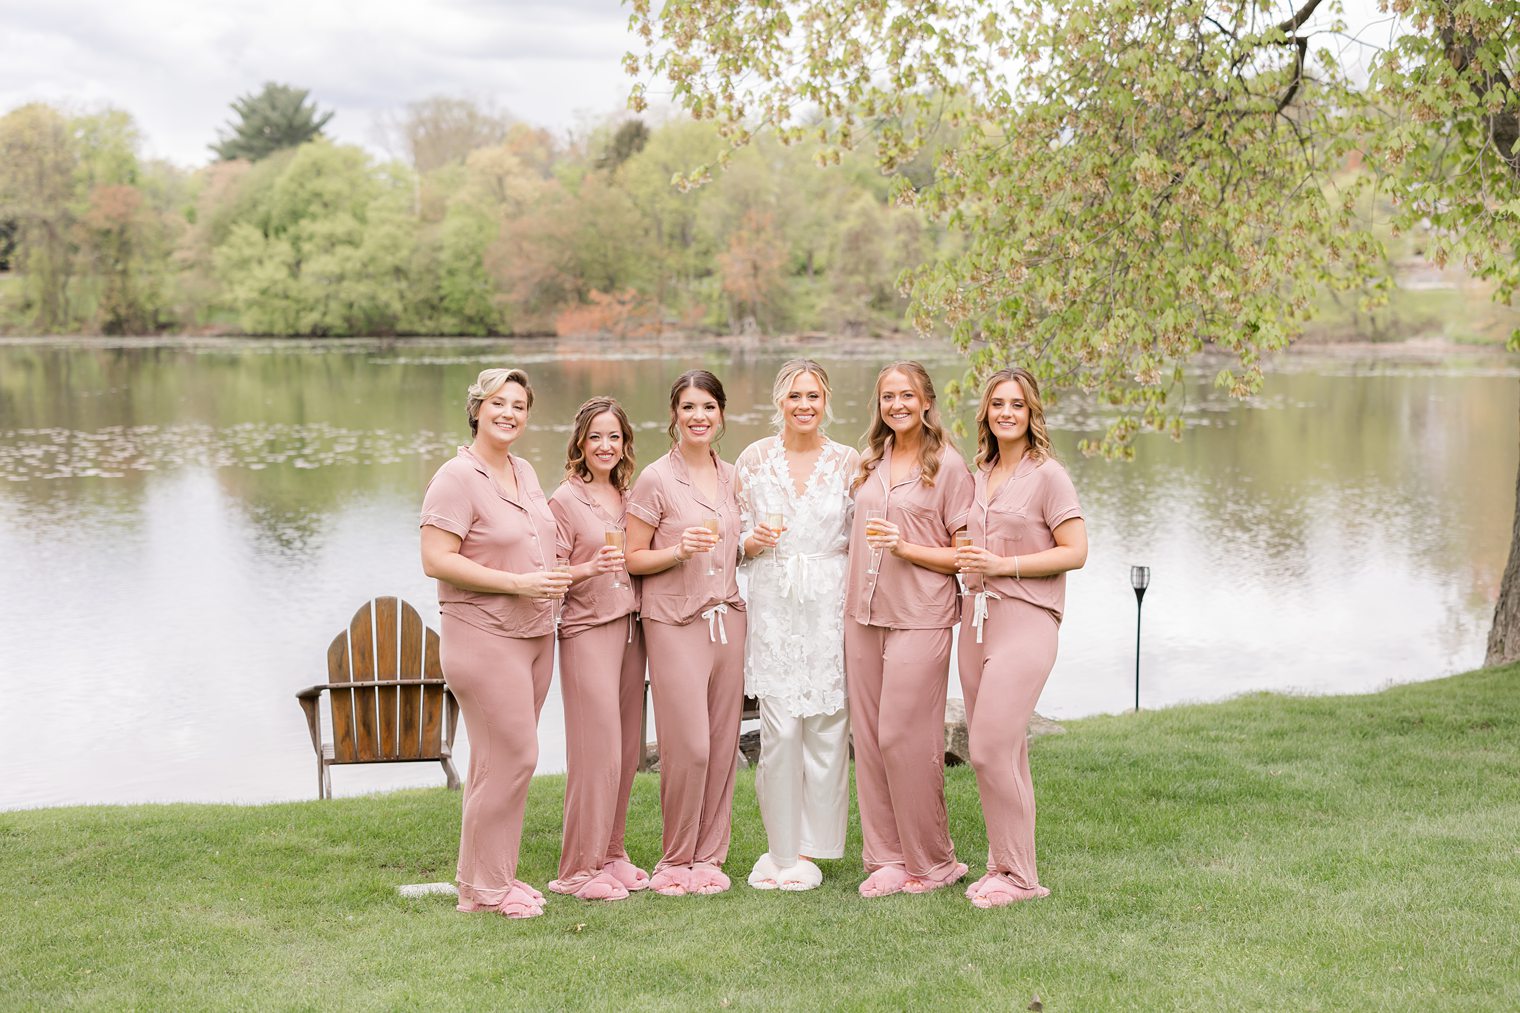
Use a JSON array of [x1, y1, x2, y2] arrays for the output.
[[212, 83, 334, 162]]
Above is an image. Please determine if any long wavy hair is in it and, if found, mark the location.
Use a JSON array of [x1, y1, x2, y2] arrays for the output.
[[666, 369, 726, 445], [564, 396, 636, 491], [466, 367, 532, 437], [852, 361, 952, 492], [973, 367, 1055, 470], [769, 358, 834, 432]]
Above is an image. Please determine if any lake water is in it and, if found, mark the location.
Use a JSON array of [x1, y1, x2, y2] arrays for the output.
[[1, 337, 1515, 809]]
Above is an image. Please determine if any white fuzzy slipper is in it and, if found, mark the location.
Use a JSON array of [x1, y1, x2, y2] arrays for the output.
[[747, 852, 782, 890], [777, 858, 823, 892]]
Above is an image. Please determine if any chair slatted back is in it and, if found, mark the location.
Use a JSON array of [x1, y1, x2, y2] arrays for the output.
[[420, 624, 446, 757], [326, 597, 449, 764]]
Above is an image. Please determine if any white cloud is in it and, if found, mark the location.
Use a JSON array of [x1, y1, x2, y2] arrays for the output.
[[0, 0, 641, 166]]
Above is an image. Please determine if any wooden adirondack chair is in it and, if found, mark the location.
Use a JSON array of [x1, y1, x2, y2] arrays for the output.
[[296, 597, 461, 799]]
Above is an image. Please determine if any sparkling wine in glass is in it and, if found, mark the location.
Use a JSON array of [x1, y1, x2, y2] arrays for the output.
[[953, 531, 975, 596], [553, 562, 572, 631], [605, 527, 627, 589], [765, 510, 787, 570], [865, 508, 887, 575], [701, 516, 720, 576]]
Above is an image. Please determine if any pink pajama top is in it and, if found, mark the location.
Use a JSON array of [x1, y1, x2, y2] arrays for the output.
[[967, 455, 1083, 624], [419, 446, 559, 638], [845, 441, 974, 629], [548, 478, 639, 640], [626, 448, 746, 628]]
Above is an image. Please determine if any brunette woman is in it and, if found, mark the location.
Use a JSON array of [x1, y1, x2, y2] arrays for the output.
[[547, 397, 649, 902], [844, 361, 974, 898], [420, 367, 571, 919], [625, 370, 748, 896], [954, 367, 1086, 908]]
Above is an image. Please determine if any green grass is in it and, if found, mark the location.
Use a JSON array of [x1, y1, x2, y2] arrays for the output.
[[5, 666, 1519, 1011]]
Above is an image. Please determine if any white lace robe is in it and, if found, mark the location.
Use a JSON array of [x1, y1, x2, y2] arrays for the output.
[[736, 436, 858, 717]]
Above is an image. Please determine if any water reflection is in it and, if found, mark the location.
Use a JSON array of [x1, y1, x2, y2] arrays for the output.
[[0, 338, 1514, 808]]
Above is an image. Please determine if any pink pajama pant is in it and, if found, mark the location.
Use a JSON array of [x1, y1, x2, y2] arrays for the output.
[[643, 610, 748, 872], [555, 615, 647, 888], [844, 621, 958, 880], [956, 596, 1059, 889], [440, 615, 554, 906]]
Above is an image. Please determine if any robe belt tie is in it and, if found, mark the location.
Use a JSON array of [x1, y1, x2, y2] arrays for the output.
[[971, 589, 1002, 644], [627, 612, 638, 644], [700, 602, 729, 644], [777, 550, 846, 603]]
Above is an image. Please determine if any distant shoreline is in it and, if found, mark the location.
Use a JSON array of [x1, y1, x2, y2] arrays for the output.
[[1, 331, 1515, 362]]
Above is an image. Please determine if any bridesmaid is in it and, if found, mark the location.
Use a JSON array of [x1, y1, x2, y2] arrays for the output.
[[547, 396, 649, 902], [844, 360, 974, 898], [419, 367, 571, 919], [625, 369, 748, 896], [954, 367, 1086, 908]]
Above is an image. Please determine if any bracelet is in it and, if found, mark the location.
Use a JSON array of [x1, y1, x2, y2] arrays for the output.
[[1013, 554, 1020, 580], [673, 545, 689, 564]]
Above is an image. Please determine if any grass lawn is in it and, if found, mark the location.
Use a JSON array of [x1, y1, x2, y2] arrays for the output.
[[4, 666, 1518, 1010]]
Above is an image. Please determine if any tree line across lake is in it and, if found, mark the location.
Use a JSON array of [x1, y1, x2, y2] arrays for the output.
[[0, 90, 940, 339]]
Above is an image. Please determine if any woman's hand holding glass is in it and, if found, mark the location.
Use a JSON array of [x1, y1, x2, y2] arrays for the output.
[[520, 567, 574, 599], [678, 524, 720, 563], [752, 518, 785, 551], [593, 542, 626, 575], [864, 516, 901, 555]]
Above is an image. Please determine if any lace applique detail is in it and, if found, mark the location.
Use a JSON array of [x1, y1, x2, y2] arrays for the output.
[[736, 437, 858, 717]]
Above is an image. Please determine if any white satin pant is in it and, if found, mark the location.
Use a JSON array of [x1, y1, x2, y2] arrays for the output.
[[754, 697, 850, 866]]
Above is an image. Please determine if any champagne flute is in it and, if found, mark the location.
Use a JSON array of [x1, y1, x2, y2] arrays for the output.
[[605, 527, 627, 589], [765, 509, 787, 570], [865, 508, 887, 575], [552, 562, 572, 631], [701, 516, 721, 576], [953, 531, 975, 596]]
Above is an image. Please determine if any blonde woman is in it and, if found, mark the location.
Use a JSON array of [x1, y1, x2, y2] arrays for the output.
[[844, 361, 974, 898], [955, 367, 1086, 908], [420, 368, 570, 919], [736, 359, 858, 892], [547, 397, 648, 902]]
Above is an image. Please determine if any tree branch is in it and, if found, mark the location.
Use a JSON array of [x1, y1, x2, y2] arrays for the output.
[[1276, 0, 1326, 36]]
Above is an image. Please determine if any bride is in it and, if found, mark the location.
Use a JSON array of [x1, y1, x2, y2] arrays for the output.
[[736, 359, 857, 891]]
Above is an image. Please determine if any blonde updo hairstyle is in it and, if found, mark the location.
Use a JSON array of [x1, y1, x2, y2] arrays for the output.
[[466, 367, 533, 437], [770, 358, 834, 431], [564, 396, 636, 491], [974, 366, 1055, 469]]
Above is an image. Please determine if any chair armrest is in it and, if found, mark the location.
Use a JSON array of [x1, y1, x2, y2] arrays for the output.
[[296, 692, 324, 757]]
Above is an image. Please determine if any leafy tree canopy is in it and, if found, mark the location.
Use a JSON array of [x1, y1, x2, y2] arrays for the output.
[[629, 0, 1518, 449], [212, 82, 334, 162], [628, 0, 1520, 663]]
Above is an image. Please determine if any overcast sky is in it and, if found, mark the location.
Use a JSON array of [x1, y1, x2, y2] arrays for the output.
[[0, 0, 641, 167], [1, 0, 1393, 170]]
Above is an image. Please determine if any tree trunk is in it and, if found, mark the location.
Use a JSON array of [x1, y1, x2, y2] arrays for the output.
[[1486, 406, 1520, 667]]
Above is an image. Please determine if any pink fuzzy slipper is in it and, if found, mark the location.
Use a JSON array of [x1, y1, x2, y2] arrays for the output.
[[548, 871, 630, 901], [965, 872, 995, 901], [858, 864, 909, 898], [690, 862, 731, 895], [603, 859, 650, 892], [460, 883, 542, 919], [648, 866, 693, 896], [971, 874, 1050, 909], [903, 861, 968, 894]]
